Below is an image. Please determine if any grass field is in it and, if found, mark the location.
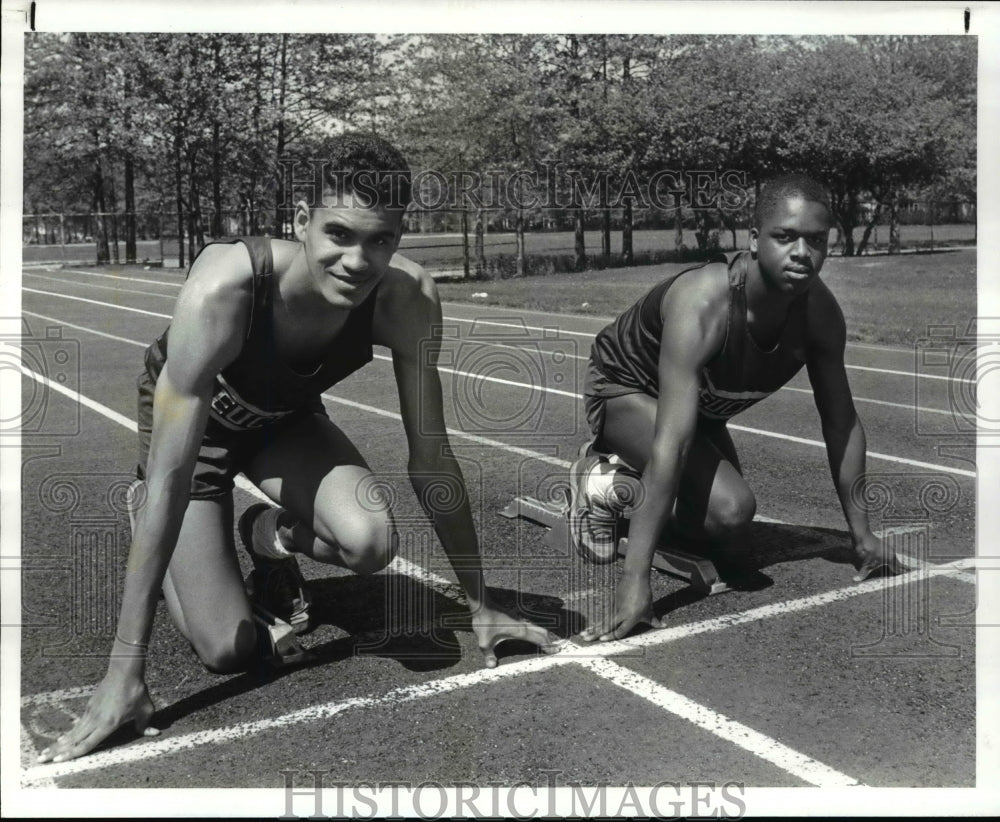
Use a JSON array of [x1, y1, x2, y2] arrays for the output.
[[435, 248, 977, 347]]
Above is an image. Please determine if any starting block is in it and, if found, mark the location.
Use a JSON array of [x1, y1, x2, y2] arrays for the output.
[[252, 604, 315, 667], [499, 495, 730, 596]]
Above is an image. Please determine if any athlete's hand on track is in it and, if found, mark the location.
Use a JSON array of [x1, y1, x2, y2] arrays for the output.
[[471, 603, 561, 669], [36, 670, 160, 764], [580, 572, 662, 642], [852, 534, 904, 582]]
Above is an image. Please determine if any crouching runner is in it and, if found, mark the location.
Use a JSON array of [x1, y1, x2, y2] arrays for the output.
[[38, 135, 557, 764], [570, 173, 903, 642]]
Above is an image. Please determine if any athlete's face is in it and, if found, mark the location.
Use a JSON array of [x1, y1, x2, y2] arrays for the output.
[[294, 193, 403, 308], [750, 196, 832, 295]]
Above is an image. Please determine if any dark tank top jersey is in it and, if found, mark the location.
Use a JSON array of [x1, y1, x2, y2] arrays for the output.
[[590, 252, 809, 421], [143, 236, 377, 432]]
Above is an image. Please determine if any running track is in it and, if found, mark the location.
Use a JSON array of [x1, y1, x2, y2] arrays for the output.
[[10, 261, 988, 811]]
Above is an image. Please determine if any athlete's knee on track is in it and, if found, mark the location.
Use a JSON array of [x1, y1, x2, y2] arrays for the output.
[[707, 487, 757, 538], [192, 619, 257, 674], [318, 505, 398, 575]]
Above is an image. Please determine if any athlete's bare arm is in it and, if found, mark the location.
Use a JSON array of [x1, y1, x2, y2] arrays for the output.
[[583, 265, 730, 641], [37, 244, 253, 763], [805, 281, 902, 581], [374, 257, 558, 666]]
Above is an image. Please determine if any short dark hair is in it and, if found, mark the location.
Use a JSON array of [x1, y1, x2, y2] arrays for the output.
[[315, 132, 412, 209], [752, 174, 832, 229]]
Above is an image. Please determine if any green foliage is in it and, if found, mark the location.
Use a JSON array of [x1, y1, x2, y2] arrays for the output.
[[23, 33, 975, 262]]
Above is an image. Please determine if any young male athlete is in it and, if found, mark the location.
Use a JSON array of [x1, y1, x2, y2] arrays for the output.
[[38, 135, 557, 764], [570, 174, 903, 642]]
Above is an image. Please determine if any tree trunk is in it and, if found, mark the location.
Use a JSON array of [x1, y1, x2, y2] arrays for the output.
[[887, 195, 900, 255], [622, 198, 633, 264], [211, 37, 224, 238], [573, 209, 585, 271], [124, 152, 136, 263], [601, 183, 611, 256], [856, 203, 883, 256], [461, 208, 470, 278], [212, 123, 223, 237], [108, 174, 120, 265], [174, 122, 185, 269], [188, 151, 199, 263], [674, 204, 684, 251], [475, 209, 486, 279], [515, 210, 526, 277], [274, 33, 288, 238], [841, 221, 855, 257], [92, 152, 110, 265]]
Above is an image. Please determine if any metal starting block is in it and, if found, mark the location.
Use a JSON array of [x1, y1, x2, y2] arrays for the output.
[[252, 604, 315, 667], [499, 495, 730, 596]]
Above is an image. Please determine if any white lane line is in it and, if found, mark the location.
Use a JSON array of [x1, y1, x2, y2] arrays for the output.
[[435, 314, 972, 385], [440, 302, 922, 354], [21, 557, 973, 783], [19, 301, 975, 478], [896, 553, 977, 585], [844, 363, 972, 384], [25, 283, 967, 385], [23, 272, 177, 300], [21, 684, 99, 707], [580, 657, 859, 787], [23, 287, 171, 319], [23, 310, 147, 348], [779, 385, 953, 416], [414, 336, 955, 417], [20, 652, 576, 783], [726, 423, 975, 479], [56, 268, 186, 288]]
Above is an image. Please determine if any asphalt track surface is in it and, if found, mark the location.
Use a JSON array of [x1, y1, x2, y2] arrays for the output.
[[16, 260, 977, 793]]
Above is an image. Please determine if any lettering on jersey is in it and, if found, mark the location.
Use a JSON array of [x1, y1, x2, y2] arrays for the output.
[[697, 370, 773, 421], [209, 373, 290, 430]]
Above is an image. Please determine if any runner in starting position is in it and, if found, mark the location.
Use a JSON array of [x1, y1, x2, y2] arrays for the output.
[[570, 173, 902, 641], [38, 134, 557, 764]]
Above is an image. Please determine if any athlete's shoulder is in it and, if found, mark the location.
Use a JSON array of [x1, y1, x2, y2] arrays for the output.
[[661, 258, 731, 318], [176, 240, 255, 324], [380, 252, 438, 305], [186, 240, 255, 292]]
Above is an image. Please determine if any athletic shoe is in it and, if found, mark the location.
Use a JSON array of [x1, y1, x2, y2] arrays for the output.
[[567, 442, 621, 564], [239, 503, 311, 635]]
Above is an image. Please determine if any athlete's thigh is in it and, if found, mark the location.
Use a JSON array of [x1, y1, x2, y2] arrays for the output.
[[599, 392, 749, 512], [243, 413, 386, 548], [161, 494, 255, 663]]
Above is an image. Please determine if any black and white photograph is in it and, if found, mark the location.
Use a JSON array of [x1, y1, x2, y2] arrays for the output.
[[2, 0, 997, 816]]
